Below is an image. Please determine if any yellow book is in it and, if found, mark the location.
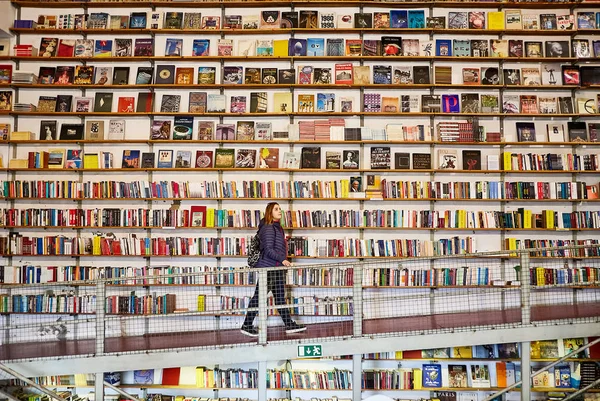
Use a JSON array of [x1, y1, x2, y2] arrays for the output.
[[197, 294, 205, 311], [83, 153, 99, 169], [11, 131, 34, 141], [195, 366, 205, 387], [48, 148, 66, 169], [523, 209, 532, 229], [395, 350, 403, 359], [488, 11, 505, 29], [502, 151, 512, 170], [453, 346, 473, 358], [207, 370, 215, 388], [8, 159, 28, 168], [340, 179, 349, 198], [413, 368, 422, 389], [273, 92, 292, 113], [92, 236, 102, 255], [74, 373, 87, 387], [205, 208, 215, 227], [179, 366, 197, 386], [273, 39, 288, 56], [175, 397, 185, 401]]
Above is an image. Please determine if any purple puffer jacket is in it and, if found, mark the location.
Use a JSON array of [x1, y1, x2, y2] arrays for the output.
[[255, 219, 286, 268]]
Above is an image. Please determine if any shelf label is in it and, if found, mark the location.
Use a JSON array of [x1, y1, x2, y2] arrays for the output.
[[298, 344, 322, 358]]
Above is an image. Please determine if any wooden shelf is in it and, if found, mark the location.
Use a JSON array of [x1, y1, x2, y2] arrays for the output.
[[2, 197, 594, 202], [0, 55, 583, 62]]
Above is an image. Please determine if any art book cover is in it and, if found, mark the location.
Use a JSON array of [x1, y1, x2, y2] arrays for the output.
[[230, 96, 247, 113], [94, 40, 113, 57], [438, 149, 458, 170], [462, 150, 481, 170], [235, 149, 257, 168], [157, 150, 174, 168], [422, 364, 442, 387], [470, 365, 491, 388], [173, 116, 193, 140], [255, 122, 272, 140], [197, 121, 214, 140], [192, 39, 210, 56], [150, 120, 171, 140], [175, 150, 192, 168], [448, 364, 468, 387], [236, 121, 255, 141], [370, 147, 391, 170], [122, 150, 140, 168], [195, 150, 213, 168], [259, 148, 279, 168]]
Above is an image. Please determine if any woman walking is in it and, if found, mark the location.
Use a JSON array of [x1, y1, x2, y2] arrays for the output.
[[241, 202, 306, 337]]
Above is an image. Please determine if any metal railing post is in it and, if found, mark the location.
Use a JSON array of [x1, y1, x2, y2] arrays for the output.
[[258, 269, 268, 344], [95, 279, 106, 355], [104, 381, 143, 401], [352, 263, 363, 337], [519, 251, 531, 325]]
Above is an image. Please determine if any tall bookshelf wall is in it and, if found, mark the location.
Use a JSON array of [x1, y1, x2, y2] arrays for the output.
[[0, 0, 600, 399]]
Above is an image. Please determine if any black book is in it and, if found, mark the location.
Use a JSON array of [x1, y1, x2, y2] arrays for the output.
[[413, 66, 430, 84], [394, 152, 411, 169], [94, 93, 113, 112], [261, 68, 278, 84], [462, 150, 482, 170], [141, 152, 155, 168], [412, 153, 431, 169], [370, 146, 391, 170], [59, 123, 84, 140], [155, 65, 176, 84], [301, 147, 321, 169], [545, 40, 570, 57], [137, 92, 154, 112], [281, 11, 299, 28], [112, 67, 130, 85], [278, 69, 295, 84], [299, 10, 318, 28], [38, 66, 56, 84], [55, 95, 72, 113], [381, 36, 402, 56], [40, 120, 58, 140], [567, 121, 588, 142], [354, 13, 373, 28]]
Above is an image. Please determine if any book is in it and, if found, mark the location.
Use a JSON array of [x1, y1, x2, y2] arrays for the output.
[[235, 149, 257, 168], [547, 123, 565, 142], [437, 149, 458, 170], [175, 150, 192, 168], [112, 67, 130, 85], [40, 121, 58, 140], [422, 364, 442, 387], [173, 116, 193, 140], [85, 121, 104, 140], [462, 150, 481, 170], [151, 120, 171, 140], [370, 147, 391, 170], [108, 120, 125, 140], [141, 153, 155, 168], [59, 124, 84, 141], [259, 148, 279, 169], [195, 150, 213, 168], [448, 365, 468, 387], [301, 147, 321, 169], [516, 122, 537, 142], [157, 150, 174, 168], [214, 148, 235, 168]]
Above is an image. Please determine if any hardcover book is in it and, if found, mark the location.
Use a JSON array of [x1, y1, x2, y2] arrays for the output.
[[195, 150, 213, 168], [157, 150, 174, 168], [301, 147, 321, 169], [214, 148, 235, 168], [370, 147, 391, 170], [235, 149, 257, 168], [150, 121, 171, 140]]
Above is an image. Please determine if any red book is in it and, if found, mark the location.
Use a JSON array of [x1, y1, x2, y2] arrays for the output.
[[117, 97, 135, 113], [162, 367, 180, 385], [57, 39, 75, 57], [189, 206, 207, 227]]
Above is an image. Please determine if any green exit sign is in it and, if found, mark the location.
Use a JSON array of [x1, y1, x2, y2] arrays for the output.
[[298, 344, 322, 358]]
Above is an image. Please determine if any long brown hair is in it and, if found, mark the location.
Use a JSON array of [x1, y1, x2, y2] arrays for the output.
[[263, 202, 279, 225]]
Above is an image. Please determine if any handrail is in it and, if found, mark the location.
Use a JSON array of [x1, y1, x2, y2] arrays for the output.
[[563, 375, 600, 401], [0, 363, 68, 401], [0, 388, 20, 401], [104, 381, 143, 401], [482, 337, 600, 401]]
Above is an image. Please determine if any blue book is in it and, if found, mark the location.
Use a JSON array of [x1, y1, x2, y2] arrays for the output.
[[165, 38, 183, 56], [442, 94, 460, 113], [94, 39, 113, 57], [435, 39, 452, 56], [307, 38, 325, 56], [422, 364, 442, 387], [288, 38, 307, 56], [390, 10, 407, 28], [192, 39, 210, 56], [408, 10, 425, 28]]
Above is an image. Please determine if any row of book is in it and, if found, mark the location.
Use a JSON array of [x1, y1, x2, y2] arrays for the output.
[[219, 294, 354, 316], [531, 266, 598, 285], [504, 238, 600, 256], [1, 179, 598, 201], [0, 265, 260, 285], [15, 90, 600, 117], [17, 63, 600, 88], [2, 207, 599, 230], [20, 36, 600, 58], [2, 235, 252, 257], [26, 9, 600, 31]]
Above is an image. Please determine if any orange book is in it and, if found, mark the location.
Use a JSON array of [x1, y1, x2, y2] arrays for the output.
[[496, 362, 507, 387], [117, 97, 135, 113], [175, 67, 194, 85]]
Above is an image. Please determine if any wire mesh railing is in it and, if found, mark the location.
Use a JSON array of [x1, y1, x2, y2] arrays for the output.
[[0, 244, 598, 363]]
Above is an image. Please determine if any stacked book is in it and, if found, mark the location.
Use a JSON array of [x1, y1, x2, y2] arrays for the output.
[[314, 119, 332, 141], [13, 103, 36, 112], [12, 71, 38, 85], [437, 121, 474, 142], [298, 120, 316, 141], [13, 45, 37, 57]]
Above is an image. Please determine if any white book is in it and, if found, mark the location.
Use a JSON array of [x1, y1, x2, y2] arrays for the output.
[[487, 155, 500, 170]]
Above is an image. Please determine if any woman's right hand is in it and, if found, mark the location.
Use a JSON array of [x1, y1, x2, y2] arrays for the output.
[[282, 260, 292, 267]]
